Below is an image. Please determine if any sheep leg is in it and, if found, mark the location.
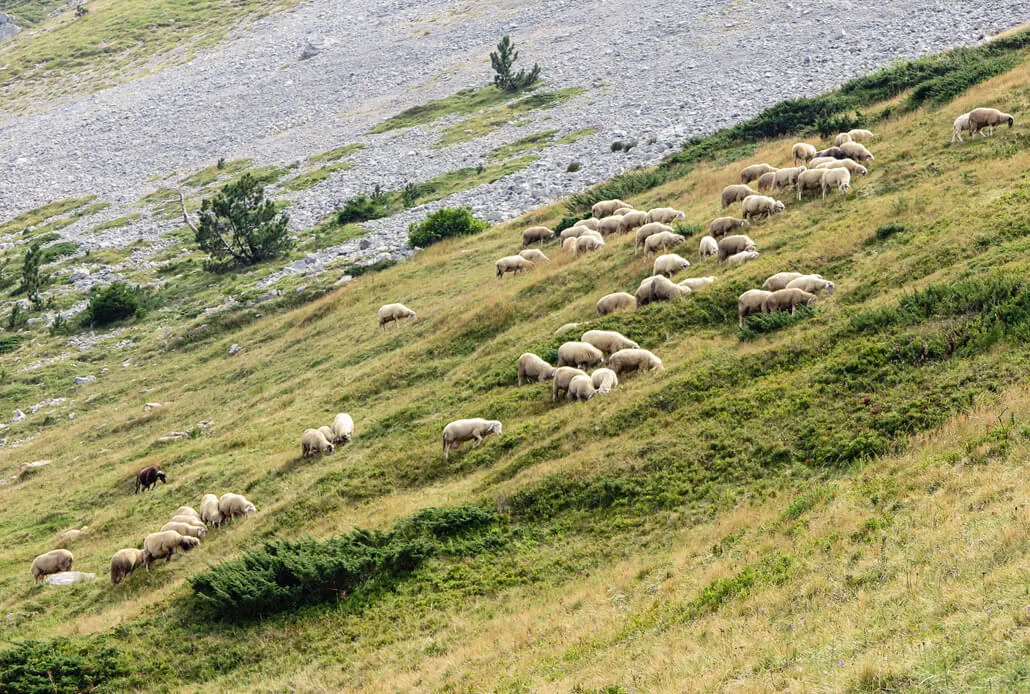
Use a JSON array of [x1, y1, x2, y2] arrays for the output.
[[472, 434, 483, 448]]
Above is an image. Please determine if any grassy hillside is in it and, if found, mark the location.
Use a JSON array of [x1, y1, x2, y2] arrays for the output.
[[2, 33, 1030, 692]]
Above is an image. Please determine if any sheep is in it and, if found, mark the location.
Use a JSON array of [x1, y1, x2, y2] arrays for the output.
[[592, 199, 630, 218], [56, 528, 88, 547], [652, 253, 691, 277], [218, 493, 257, 520], [635, 275, 690, 307], [378, 303, 416, 330], [738, 289, 773, 327], [645, 207, 687, 224], [562, 237, 578, 253], [796, 169, 827, 200], [679, 276, 716, 291], [709, 217, 749, 238], [608, 348, 663, 376], [739, 163, 776, 183], [762, 288, 817, 315], [717, 235, 756, 262], [572, 218, 600, 231], [517, 353, 556, 385], [634, 222, 674, 252], [575, 235, 606, 256], [816, 158, 867, 176], [762, 272, 805, 291], [318, 425, 335, 443], [552, 367, 587, 402], [596, 215, 625, 236], [161, 521, 207, 539], [519, 248, 549, 263], [725, 250, 760, 266], [141, 530, 199, 569], [741, 195, 785, 219], [496, 255, 534, 278], [813, 147, 847, 160], [199, 493, 223, 527], [581, 330, 639, 357], [699, 235, 719, 259], [110, 548, 145, 586], [555, 322, 582, 336], [786, 275, 836, 294], [968, 107, 1014, 138], [596, 292, 637, 317], [821, 168, 851, 197], [591, 368, 618, 394], [792, 142, 817, 166], [840, 140, 874, 162], [566, 374, 596, 402], [301, 428, 335, 457], [619, 210, 649, 233], [721, 184, 757, 208], [757, 171, 778, 193], [331, 413, 354, 444], [771, 167, 807, 191], [644, 231, 686, 256], [170, 514, 206, 526], [135, 465, 166, 494], [834, 132, 853, 146], [557, 341, 605, 369], [848, 129, 875, 142], [560, 225, 590, 242], [30, 549, 73, 583], [521, 226, 554, 247], [441, 418, 502, 459], [952, 112, 971, 143], [807, 157, 837, 169], [174, 506, 200, 520], [613, 207, 635, 216]]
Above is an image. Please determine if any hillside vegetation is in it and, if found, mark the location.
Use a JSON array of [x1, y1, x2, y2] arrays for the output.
[[2, 31, 1030, 692]]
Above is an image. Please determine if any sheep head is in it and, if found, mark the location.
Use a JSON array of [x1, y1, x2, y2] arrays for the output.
[[157, 471, 167, 484]]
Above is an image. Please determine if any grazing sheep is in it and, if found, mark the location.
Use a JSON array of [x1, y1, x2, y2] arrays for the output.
[[519, 249, 549, 263], [581, 330, 639, 357], [30, 549, 73, 583], [721, 184, 757, 208], [840, 141, 874, 162], [717, 235, 756, 262], [517, 353, 556, 386], [592, 199, 630, 218], [634, 222, 674, 252], [816, 158, 867, 176], [762, 272, 805, 291], [378, 303, 416, 330], [645, 207, 687, 224], [814, 146, 847, 160], [174, 506, 200, 520], [555, 322, 582, 336], [596, 215, 625, 236], [619, 210, 649, 233], [301, 428, 335, 457], [331, 413, 354, 444], [796, 169, 828, 200], [110, 548, 145, 586], [644, 231, 686, 256], [560, 225, 589, 242], [699, 235, 719, 259], [709, 217, 749, 238], [496, 255, 535, 278], [521, 226, 554, 247], [968, 107, 1014, 138], [653, 253, 691, 277], [608, 349, 663, 376], [318, 425, 335, 443], [848, 129, 875, 142], [567, 374, 596, 402], [441, 418, 502, 459], [762, 288, 817, 314], [558, 341, 605, 369], [834, 132, 853, 146], [821, 168, 851, 197], [575, 235, 606, 256], [56, 528, 88, 546], [591, 368, 618, 394], [635, 275, 690, 307], [725, 250, 760, 266], [740, 164, 777, 184], [952, 112, 971, 143], [161, 521, 207, 539], [562, 237, 578, 253], [738, 289, 773, 327], [199, 493, 223, 527], [218, 493, 257, 520], [141, 531, 199, 569], [613, 207, 635, 216], [741, 195, 785, 219], [786, 275, 836, 293], [807, 157, 836, 169], [596, 292, 636, 316], [573, 218, 600, 231], [170, 515, 206, 526], [771, 167, 807, 191], [552, 367, 587, 402], [679, 276, 716, 291], [792, 142, 817, 166], [757, 171, 778, 193], [135, 465, 166, 494]]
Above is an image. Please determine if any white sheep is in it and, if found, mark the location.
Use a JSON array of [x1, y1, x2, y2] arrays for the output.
[[820, 168, 851, 197], [739, 164, 777, 184], [619, 210, 649, 233], [678, 276, 716, 291], [717, 235, 756, 262], [30, 549, 73, 583], [496, 255, 535, 278], [834, 132, 853, 146], [644, 231, 686, 256], [301, 428, 335, 457], [634, 222, 673, 252], [517, 353, 556, 385], [840, 141, 874, 162], [591, 368, 618, 394], [771, 167, 807, 191], [317, 425, 335, 443], [170, 514, 206, 526], [581, 330, 639, 357], [560, 225, 590, 242], [741, 195, 785, 219], [807, 157, 837, 169], [555, 322, 582, 336], [110, 548, 146, 586], [592, 199, 630, 218], [331, 413, 354, 444], [142, 530, 199, 569], [785, 275, 836, 293], [762, 272, 805, 291], [378, 303, 416, 331], [738, 289, 773, 327], [442, 418, 502, 459], [174, 506, 200, 520], [709, 217, 749, 238], [199, 493, 223, 527], [762, 288, 817, 314], [557, 341, 605, 369], [757, 171, 778, 193], [161, 521, 207, 539], [645, 207, 687, 224], [952, 112, 971, 143], [562, 237, 578, 254], [652, 253, 691, 277], [575, 235, 606, 256], [699, 235, 719, 259], [566, 374, 596, 402], [519, 248, 549, 263], [596, 292, 636, 316], [608, 349, 663, 376], [725, 250, 760, 266], [721, 184, 757, 208], [816, 158, 867, 176], [218, 493, 257, 520], [792, 143, 817, 167], [796, 169, 827, 200], [552, 367, 587, 402], [613, 206, 635, 216], [521, 226, 554, 247], [635, 275, 690, 306], [597, 215, 625, 236], [968, 107, 1014, 138], [572, 218, 600, 231], [848, 129, 875, 142]]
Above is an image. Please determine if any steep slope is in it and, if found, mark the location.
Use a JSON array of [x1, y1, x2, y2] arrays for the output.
[[1, 37, 1030, 692]]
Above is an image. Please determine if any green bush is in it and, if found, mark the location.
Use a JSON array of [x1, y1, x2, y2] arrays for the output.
[[0, 638, 127, 694], [82, 282, 151, 327], [336, 193, 387, 225], [195, 173, 292, 266], [738, 305, 815, 341], [875, 222, 907, 240], [553, 213, 590, 234], [407, 207, 489, 248], [39, 241, 80, 263], [0, 334, 20, 354]]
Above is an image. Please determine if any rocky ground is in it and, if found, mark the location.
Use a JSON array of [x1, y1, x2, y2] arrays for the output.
[[0, 0, 1025, 296]]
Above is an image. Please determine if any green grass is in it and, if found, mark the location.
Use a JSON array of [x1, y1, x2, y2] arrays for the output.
[[368, 86, 515, 134], [0, 197, 95, 237], [307, 143, 365, 164], [180, 159, 252, 188], [435, 87, 586, 147], [89, 213, 142, 234], [279, 161, 353, 193]]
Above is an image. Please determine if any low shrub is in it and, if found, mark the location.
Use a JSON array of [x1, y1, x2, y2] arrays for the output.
[[407, 207, 489, 248], [874, 222, 907, 240], [739, 305, 815, 341], [0, 638, 127, 694], [81, 282, 152, 327], [336, 194, 387, 225]]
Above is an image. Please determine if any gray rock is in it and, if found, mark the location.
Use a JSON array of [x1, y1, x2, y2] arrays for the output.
[[44, 571, 97, 586], [73, 375, 96, 385], [228, 343, 244, 356], [11, 409, 25, 422], [0, 13, 19, 43]]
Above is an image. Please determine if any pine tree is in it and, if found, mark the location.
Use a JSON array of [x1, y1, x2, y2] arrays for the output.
[[490, 35, 540, 92]]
